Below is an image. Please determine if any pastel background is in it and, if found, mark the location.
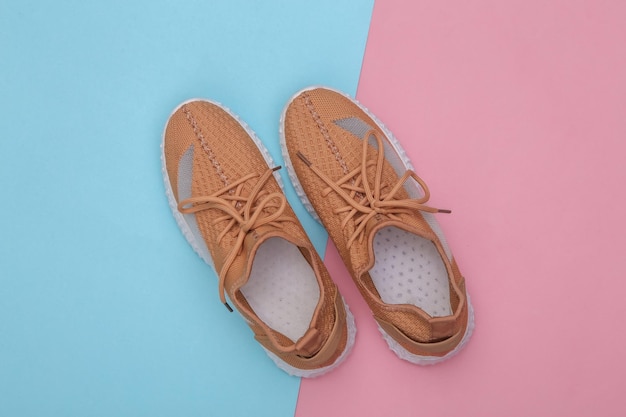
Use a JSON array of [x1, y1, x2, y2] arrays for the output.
[[297, 1, 626, 416], [1, 1, 625, 417], [0, 1, 371, 416]]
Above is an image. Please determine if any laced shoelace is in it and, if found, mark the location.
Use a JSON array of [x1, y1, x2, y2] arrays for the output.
[[178, 166, 295, 312], [296, 129, 450, 249]]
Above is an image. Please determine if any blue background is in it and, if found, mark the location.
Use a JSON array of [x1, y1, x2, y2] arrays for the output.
[[0, 1, 373, 415]]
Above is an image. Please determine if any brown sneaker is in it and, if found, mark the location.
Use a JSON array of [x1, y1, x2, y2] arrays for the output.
[[161, 99, 355, 377], [281, 87, 474, 364]]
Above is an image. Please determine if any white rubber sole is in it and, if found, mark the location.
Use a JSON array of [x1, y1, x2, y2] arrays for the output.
[[279, 86, 475, 364], [161, 98, 355, 377]]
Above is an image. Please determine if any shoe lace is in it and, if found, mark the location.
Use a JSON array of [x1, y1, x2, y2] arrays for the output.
[[178, 166, 295, 312], [296, 130, 450, 249]]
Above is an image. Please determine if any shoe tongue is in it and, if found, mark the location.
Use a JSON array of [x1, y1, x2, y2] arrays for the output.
[[368, 210, 435, 239], [348, 214, 394, 274], [359, 212, 436, 274], [221, 224, 302, 296]]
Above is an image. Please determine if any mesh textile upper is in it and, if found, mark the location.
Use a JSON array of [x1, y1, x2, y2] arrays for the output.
[[283, 88, 468, 356], [163, 100, 347, 369]]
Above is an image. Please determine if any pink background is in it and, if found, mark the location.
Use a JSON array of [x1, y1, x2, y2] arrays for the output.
[[296, 1, 626, 416]]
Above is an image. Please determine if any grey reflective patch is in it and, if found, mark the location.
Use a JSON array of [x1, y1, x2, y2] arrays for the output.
[[334, 117, 373, 139], [336, 117, 407, 177], [178, 144, 195, 201], [371, 132, 407, 180], [177, 144, 212, 263]]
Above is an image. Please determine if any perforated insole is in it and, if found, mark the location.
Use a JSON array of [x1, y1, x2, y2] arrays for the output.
[[370, 226, 452, 317], [241, 237, 320, 341]]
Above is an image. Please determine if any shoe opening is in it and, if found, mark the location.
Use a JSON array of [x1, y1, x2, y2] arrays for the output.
[[241, 237, 321, 341], [370, 226, 452, 317]]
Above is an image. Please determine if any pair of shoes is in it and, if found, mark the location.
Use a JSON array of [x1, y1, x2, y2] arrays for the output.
[[161, 86, 474, 377]]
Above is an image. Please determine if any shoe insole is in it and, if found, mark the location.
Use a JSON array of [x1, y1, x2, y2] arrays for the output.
[[241, 237, 320, 342], [370, 226, 452, 317]]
